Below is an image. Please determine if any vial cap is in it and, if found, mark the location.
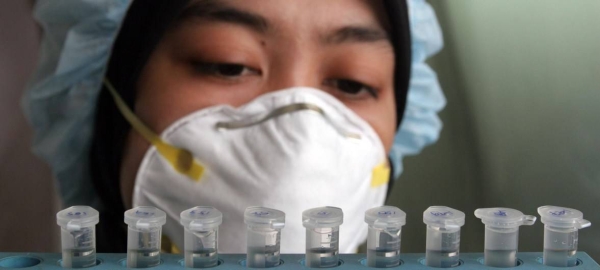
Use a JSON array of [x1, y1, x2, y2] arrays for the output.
[[365, 206, 406, 229], [423, 206, 465, 228], [474, 207, 536, 228], [57, 206, 99, 230], [303, 206, 343, 229], [244, 206, 285, 229], [538, 206, 591, 229], [124, 206, 166, 229], [180, 206, 223, 230]]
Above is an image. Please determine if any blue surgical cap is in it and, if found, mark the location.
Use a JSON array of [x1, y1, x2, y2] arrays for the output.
[[390, 0, 446, 179], [22, 0, 132, 209], [22, 0, 445, 207]]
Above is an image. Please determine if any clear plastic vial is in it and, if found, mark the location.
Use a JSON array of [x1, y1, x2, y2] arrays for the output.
[[474, 208, 536, 268], [303, 206, 343, 268], [365, 206, 406, 268], [180, 206, 223, 268], [423, 206, 465, 268], [538, 206, 591, 267], [124, 206, 166, 268], [57, 206, 99, 268], [244, 207, 285, 268]]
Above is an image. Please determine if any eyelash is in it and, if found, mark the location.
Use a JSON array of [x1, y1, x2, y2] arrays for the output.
[[323, 78, 379, 99], [192, 61, 260, 78], [191, 61, 378, 98]]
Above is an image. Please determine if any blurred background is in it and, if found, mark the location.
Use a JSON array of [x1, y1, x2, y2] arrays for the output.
[[389, 0, 600, 261], [1, 0, 599, 261]]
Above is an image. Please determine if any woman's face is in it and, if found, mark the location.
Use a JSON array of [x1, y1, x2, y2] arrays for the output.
[[120, 0, 396, 207]]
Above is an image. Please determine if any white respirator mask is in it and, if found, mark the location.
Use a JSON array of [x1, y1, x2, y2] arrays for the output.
[[105, 80, 390, 253]]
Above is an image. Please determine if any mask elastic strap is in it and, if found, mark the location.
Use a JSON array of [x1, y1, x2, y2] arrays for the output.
[[103, 79, 204, 181]]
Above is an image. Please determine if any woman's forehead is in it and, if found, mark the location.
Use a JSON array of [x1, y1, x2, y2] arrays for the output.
[[177, 0, 391, 41]]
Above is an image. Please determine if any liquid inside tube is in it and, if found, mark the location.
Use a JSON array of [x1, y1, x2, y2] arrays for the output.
[[127, 249, 161, 268], [305, 227, 339, 268], [426, 250, 460, 268], [484, 250, 517, 268], [483, 227, 518, 268], [425, 227, 460, 268], [544, 249, 577, 267], [367, 249, 400, 268], [246, 245, 281, 268], [61, 227, 96, 268], [306, 247, 339, 268], [128, 230, 161, 268], [185, 229, 219, 268], [543, 227, 578, 267], [246, 225, 282, 268], [62, 249, 96, 268], [367, 227, 401, 268], [185, 248, 218, 268]]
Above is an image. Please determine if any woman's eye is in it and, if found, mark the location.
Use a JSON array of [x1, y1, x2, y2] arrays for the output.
[[325, 79, 378, 98], [192, 62, 260, 78]]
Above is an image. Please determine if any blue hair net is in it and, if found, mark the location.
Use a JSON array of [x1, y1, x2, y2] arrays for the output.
[[22, 0, 445, 207], [390, 0, 446, 179], [22, 0, 132, 209]]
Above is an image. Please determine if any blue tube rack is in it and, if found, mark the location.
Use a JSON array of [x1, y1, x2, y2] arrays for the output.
[[0, 252, 598, 269]]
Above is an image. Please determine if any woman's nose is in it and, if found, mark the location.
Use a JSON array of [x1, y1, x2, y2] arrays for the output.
[[263, 51, 321, 92]]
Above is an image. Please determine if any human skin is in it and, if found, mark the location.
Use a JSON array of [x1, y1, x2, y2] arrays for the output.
[[119, 0, 396, 208]]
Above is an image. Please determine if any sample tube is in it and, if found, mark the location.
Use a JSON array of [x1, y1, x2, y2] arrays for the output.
[[180, 206, 223, 268], [302, 206, 343, 268], [124, 206, 166, 268], [423, 206, 465, 268], [365, 206, 406, 268], [538, 206, 591, 267], [244, 206, 285, 268], [57, 206, 99, 268], [474, 208, 536, 268]]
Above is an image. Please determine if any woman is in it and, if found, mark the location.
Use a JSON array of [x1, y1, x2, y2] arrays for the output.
[[24, 0, 445, 253]]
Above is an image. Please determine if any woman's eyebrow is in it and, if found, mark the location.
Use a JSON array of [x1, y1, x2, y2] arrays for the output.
[[178, 0, 269, 33], [178, 0, 388, 44], [324, 26, 390, 44]]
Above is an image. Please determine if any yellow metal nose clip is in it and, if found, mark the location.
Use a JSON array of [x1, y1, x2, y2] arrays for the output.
[[103, 79, 204, 181]]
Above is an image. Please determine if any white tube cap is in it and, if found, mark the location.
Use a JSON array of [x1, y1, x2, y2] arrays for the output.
[[538, 206, 591, 229], [423, 206, 465, 229], [124, 206, 166, 230], [244, 206, 285, 229], [365, 206, 406, 229], [180, 206, 223, 231], [474, 207, 536, 228], [303, 206, 343, 229], [57, 206, 99, 231]]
